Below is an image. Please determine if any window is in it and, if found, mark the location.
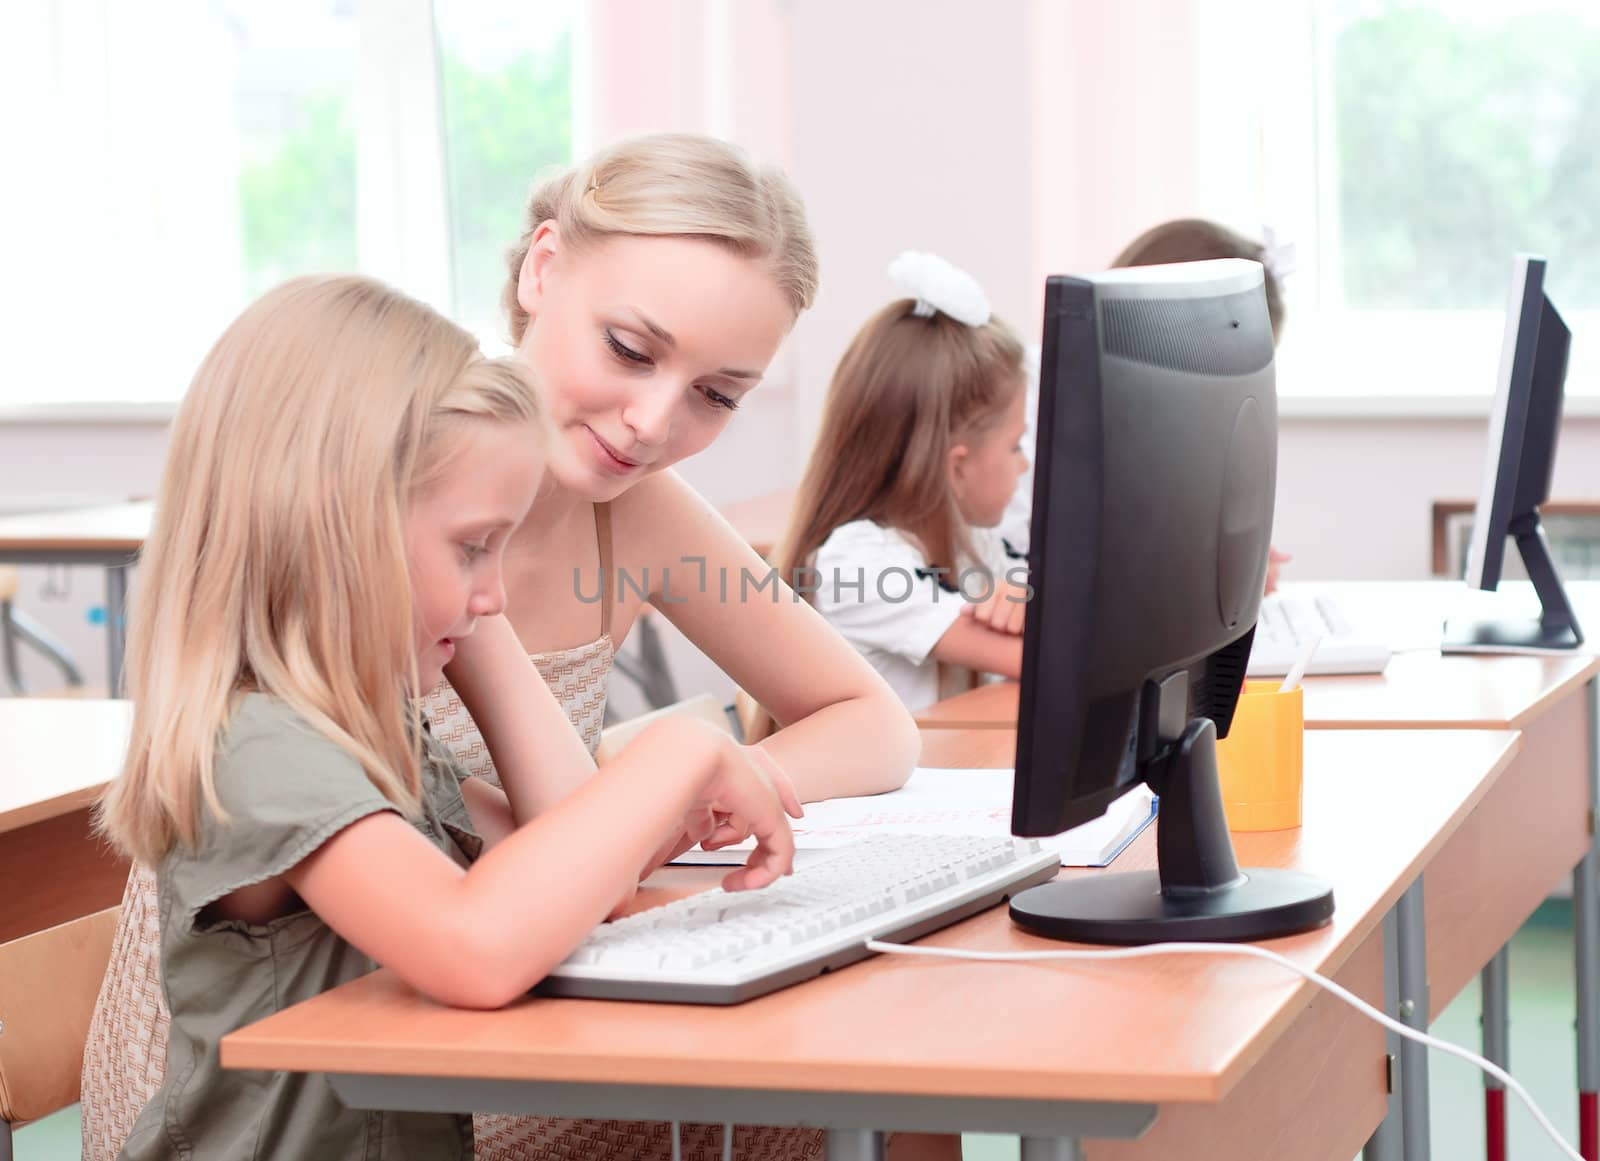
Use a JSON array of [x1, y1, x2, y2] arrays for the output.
[[1, 0, 573, 414], [1329, 1, 1600, 313], [233, 1, 359, 300], [436, 2, 573, 343], [1268, 0, 1600, 404]]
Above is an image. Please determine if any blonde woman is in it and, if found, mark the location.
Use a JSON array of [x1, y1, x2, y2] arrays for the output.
[[767, 253, 1032, 716], [86, 136, 939, 1160], [95, 274, 795, 1161], [426, 132, 942, 1161], [426, 133, 918, 809]]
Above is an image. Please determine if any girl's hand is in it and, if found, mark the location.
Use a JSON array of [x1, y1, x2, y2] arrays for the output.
[[690, 738, 801, 891], [961, 578, 1029, 636], [702, 745, 804, 852], [1265, 546, 1291, 596], [610, 723, 797, 893]]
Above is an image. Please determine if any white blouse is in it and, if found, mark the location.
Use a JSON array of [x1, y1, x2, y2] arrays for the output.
[[811, 519, 1026, 711]]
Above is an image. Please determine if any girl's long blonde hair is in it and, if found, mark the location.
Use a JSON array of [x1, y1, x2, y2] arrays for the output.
[[773, 301, 1026, 595], [502, 132, 819, 341], [98, 275, 543, 867]]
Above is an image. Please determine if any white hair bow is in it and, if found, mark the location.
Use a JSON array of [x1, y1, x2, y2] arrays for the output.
[[1260, 225, 1297, 282], [887, 251, 991, 327]]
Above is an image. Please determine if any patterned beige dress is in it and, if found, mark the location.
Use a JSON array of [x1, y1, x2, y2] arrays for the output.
[[81, 505, 826, 1160]]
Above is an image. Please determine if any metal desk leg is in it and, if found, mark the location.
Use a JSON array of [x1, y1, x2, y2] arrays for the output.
[[1, 1118, 13, 1161], [106, 564, 129, 696], [1365, 905, 1403, 1161], [1483, 947, 1510, 1161], [1578, 678, 1600, 1160], [825, 1129, 885, 1160], [1020, 1139, 1083, 1161], [1397, 877, 1431, 1160]]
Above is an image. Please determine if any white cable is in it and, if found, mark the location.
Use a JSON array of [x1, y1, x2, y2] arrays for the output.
[[865, 938, 1581, 1161]]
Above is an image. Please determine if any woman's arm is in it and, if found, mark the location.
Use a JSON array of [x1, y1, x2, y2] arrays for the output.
[[617, 473, 919, 802], [444, 613, 596, 822], [284, 717, 796, 1009]]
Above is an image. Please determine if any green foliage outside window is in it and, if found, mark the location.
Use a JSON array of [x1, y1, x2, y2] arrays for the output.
[[1335, 4, 1600, 308], [236, 36, 571, 327]]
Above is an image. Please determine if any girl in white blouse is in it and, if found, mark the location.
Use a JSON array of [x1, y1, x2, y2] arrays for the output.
[[769, 253, 1032, 713]]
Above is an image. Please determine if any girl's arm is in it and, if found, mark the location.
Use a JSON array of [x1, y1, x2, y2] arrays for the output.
[[617, 472, 920, 802], [443, 613, 596, 822], [928, 616, 1023, 680], [283, 717, 797, 1010]]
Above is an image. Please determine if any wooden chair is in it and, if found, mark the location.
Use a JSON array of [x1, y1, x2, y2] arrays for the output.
[[0, 906, 120, 1161], [594, 692, 735, 765]]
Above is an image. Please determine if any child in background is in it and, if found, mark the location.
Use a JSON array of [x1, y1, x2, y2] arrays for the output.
[[998, 216, 1292, 591], [770, 253, 1031, 714], [95, 274, 796, 1161]]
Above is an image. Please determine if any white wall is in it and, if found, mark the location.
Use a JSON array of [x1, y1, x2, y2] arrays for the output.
[[1277, 417, 1600, 581]]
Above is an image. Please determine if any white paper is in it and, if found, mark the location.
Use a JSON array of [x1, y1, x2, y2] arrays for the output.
[[670, 767, 1155, 868]]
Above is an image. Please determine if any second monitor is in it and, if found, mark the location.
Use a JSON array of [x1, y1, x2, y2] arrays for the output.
[[1010, 258, 1334, 945], [1444, 253, 1581, 653]]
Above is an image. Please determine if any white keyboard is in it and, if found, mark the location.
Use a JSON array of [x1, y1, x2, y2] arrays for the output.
[[1248, 594, 1393, 677], [539, 834, 1061, 1004]]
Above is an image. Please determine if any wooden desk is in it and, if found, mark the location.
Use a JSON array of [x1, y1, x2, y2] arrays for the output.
[[913, 653, 1598, 1017], [0, 699, 131, 943], [0, 501, 152, 690], [914, 680, 1018, 730], [223, 727, 1521, 1161], [915, 613, 1600, 1160]]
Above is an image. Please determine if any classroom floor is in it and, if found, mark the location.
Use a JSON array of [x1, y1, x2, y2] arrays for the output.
[[14, 902, 1583, 1161]]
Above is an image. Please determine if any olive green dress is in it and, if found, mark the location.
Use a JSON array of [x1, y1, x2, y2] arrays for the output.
[[116, 694, 481, 1161]]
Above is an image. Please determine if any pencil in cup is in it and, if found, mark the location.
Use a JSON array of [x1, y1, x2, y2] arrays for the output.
[[1215, 680, 1304, 831]]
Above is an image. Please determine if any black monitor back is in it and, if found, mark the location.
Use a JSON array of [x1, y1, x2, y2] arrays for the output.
[[1014, 260, 1277, 838]]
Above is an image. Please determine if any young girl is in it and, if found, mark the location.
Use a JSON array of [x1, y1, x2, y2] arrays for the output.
[[95, 274, 796, 1160], [1110, 218, 1291, 592], [769, 253, 1032, 714]]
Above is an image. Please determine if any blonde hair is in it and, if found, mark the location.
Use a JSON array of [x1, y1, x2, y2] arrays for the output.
[[1112, 218, 1286, 341], [775, 302, 1026, 600], [98, 275, 544, 867], [503, 133, 818, 343]]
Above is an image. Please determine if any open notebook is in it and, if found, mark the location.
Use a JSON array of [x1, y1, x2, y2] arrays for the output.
[[670, 767, 1156, 869]]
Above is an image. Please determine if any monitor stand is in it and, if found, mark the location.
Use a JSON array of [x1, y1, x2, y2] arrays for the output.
[[1009, 716, 1334, 945], [1443, 514, 1584, 654]]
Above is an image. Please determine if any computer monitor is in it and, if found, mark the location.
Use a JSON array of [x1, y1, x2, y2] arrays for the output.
[[1010, 258, 1334, 944], [1443, 254, 1581, 653]]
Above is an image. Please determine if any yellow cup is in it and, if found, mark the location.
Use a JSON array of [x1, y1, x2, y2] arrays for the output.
[[1215, 680, 1304, 831]]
